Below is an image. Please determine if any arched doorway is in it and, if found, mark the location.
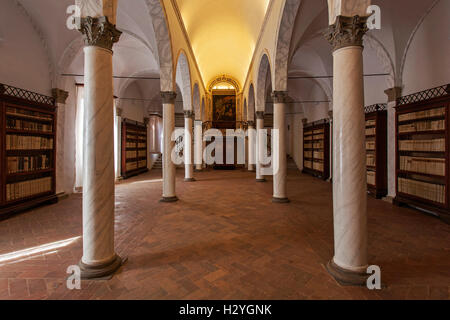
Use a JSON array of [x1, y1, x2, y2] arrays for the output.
[[207, 75, 243, 169]]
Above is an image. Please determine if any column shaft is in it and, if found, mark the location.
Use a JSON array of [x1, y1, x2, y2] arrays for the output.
[[194, 121, 203, 171], [325, 15, 369, 286], [247, 123, 255, 171], [272, 92, 289, 202], [184, 111, 195, 181], [161, 92, 177, 202], [256, 112, 265, 182], [81, 45, 121, 272]]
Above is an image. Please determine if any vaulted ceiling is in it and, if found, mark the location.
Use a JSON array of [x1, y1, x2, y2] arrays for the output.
[[175, 0, 271, 88]]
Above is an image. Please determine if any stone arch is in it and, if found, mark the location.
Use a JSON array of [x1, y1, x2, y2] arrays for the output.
[[256, 53, 272, 112], [193, 83, 201, 119], [175, 50, 192, 111], [248, 83, 256, 121], [145, 0, 174, 92], [274, 0, 302, 91]]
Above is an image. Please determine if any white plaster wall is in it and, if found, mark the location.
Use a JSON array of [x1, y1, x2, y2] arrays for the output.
[[291, 113, 304, 170], [120, 82, 146, 122], [402, 0, 450, 95], [0, 1, 52, 95]]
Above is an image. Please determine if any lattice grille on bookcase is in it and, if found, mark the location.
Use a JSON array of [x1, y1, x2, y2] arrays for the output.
[[397, 84, 450, 106], [365, 103, 387, 114], [0, 83, 55, 106]]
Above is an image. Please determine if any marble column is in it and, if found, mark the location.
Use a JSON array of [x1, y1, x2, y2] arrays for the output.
[[272, 92, 289, 203], [385, 87, 402, 202], [328, 110, 334, 181], [161, 91, 178, 202], [52, 88, 69, 197], [325, 15, 370, 286], [77, 16, 122, 279], [194, 120, 203, 171], [247, 121, 256, 171], [115, 107, 122, 179], [255, 111, 266, 182], [184, 111, 195, 182]]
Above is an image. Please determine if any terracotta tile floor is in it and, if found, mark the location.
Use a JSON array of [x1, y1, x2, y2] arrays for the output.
[[0, 168, 449, 300]]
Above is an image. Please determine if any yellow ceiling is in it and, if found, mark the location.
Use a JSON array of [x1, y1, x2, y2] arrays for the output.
[[175, 0, 271, 89]]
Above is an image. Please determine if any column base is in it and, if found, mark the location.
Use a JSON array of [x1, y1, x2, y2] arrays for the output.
[[256, 178, 266, 183], [79, 254, 124, 280], [326, 259, 369, 287], [160, 196, 179, 203], [184, 178, 196, 182], [272, 197, 290, 203]]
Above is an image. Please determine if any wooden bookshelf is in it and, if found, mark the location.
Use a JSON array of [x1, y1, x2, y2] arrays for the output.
[[0, 83, 57, 219], [394, 84, 450, 223], [121, 118, 148, 179], [365, 104, 388, 198], [303, 119, 330, 180]]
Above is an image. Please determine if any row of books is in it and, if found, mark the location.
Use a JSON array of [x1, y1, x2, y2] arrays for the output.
[[138, 142, 146, 148], [304, 135, 323, 141], [367, 154, 376, 166], [366, 119, 376, 127], [6, 118, 53, 132], [313, 162, 324, 172], [398, 177, 445, 204], [6, 107, 52, 121], [7, 155, 50, 174], [398, 107, 445, 122], [126, 151, 137, 159], [126, 162, 139, 171], [367, 171, 376, 185], [399, 156, 445, 176], [366, 140, 376, 150], [304, 160, 313, 169], [305, 151, 313, 158], [6, 135, 53, 150], [314, 151, 324, 160], [138, 150, 146, 157], [6, 177, 52, 202], [398, 119, 445, 133], [365, 127, 376, 136], [138, 160, 147, 168], [398, 138, 445, 152]]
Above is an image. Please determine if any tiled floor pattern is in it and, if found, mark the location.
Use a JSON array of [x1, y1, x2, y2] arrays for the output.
[[0, 168, 449, 300]]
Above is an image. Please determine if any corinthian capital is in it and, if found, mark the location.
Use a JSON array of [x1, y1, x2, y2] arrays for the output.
[[161, 91, 177, 104], [271, 91, 288, 104], [78, 16, 122, 51], [325, 15, 368, 51]]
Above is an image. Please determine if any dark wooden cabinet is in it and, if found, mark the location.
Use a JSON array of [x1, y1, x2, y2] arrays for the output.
[[0, 84, 57, 219], [121, 119, 148, 179], [365, 104, 388, 198], [303, 120, 330, 180], [394, 84, 450, 223]]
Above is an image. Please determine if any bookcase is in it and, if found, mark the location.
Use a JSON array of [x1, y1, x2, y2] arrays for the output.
[[0, 83, 57, 219], [365, 104, 388, 198], [121, 118, 148, 179], [303, 119, 330, 180], [394, 84, 450, 223]]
